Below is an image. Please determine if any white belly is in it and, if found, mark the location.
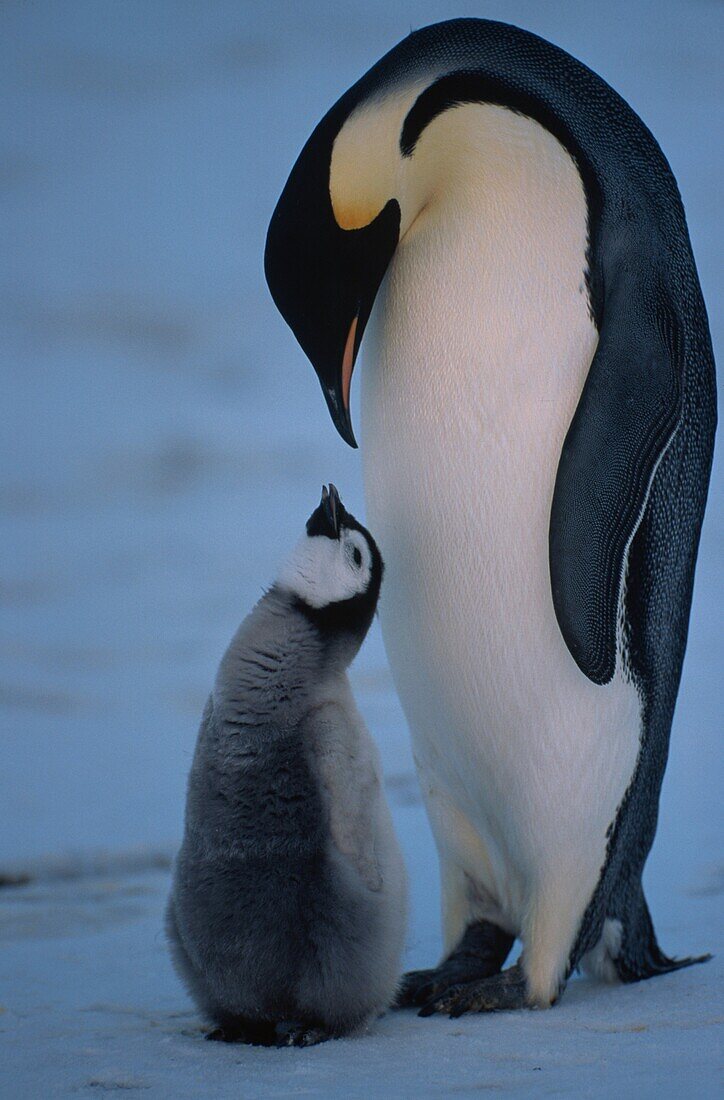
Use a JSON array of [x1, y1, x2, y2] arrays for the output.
[[359, 107, 642, 964]]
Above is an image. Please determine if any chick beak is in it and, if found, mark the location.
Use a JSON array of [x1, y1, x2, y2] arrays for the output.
[[327, 483, 341, 536], [318, 483, 341, 538]]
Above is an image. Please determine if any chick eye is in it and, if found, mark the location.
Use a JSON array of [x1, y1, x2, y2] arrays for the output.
[[352, 546, 362, 568]]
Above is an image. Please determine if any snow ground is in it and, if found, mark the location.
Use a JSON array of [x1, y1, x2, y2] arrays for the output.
[[1, 1, 721, 1096]]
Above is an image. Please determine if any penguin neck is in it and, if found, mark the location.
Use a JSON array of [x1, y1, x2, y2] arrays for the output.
[[214, 589, 351, 736], [361, 101, 596, 435], [398, 101, 591, 291]]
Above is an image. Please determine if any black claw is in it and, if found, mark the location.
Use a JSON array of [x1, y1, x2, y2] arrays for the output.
[[205, 1027, 227, 1042], [418, 989, 455, 1018], [394, 969, 434, 1008], [274, 1021, 330, 1047]]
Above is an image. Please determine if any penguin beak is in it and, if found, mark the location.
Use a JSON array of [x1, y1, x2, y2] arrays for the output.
[[327, 482, 341, 536], [307, 483, 343, 539], [320, 317, 359, 449], [266, 117, 401, 451]]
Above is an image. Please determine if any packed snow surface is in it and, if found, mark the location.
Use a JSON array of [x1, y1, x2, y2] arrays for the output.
[[1, 1, 721, 1096]]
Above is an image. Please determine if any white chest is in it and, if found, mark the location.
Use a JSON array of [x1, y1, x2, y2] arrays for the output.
[[359, 107, 642, 925]]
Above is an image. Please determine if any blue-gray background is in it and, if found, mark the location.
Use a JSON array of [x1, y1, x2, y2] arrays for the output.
[[3, 0, 720, 865], [1, 3, 721, 1094]]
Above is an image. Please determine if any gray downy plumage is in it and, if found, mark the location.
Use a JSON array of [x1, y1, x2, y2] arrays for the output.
[[167, 486, 407, 1046]]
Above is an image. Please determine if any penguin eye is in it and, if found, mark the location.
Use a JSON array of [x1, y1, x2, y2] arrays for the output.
[[352, 546, 362, 568]]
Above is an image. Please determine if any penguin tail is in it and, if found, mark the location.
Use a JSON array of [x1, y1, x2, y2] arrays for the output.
[[616, 944, 712, 984], [614, 890, 712, 983]]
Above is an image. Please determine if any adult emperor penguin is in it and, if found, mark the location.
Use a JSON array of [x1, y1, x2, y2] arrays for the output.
[[264, 19, 716, 1014]]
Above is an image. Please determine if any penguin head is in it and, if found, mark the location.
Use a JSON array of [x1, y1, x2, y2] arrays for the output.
[[265, 21, 599, 448], [276, 484, 383, 643], [264, 100, 401, 449], [264, 23, 480, 448], [264, 36, 439, 450]]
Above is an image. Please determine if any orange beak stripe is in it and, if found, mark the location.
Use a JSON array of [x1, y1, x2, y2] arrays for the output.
[[341, 315, 359, 413]]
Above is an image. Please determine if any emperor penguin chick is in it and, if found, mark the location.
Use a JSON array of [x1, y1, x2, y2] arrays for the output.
[[167, 485, 407, 1047]]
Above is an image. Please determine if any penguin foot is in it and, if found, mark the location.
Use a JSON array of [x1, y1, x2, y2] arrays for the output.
[[395, 919, 514, 1008], [205, 1018, 330, 1047], [418, 962, 528, 1018], [273, 1021, 331, 1047], [205, 1026, 228, 1042], [205, 1019, 276, 1045]]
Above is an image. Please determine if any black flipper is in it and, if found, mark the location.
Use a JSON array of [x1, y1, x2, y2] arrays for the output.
[[613, 883, 711, 983], [550, 267, 684, 685], [395, 919, 514, 1008]]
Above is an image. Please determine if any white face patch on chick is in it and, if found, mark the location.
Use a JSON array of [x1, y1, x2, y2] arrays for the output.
[[277, 529, 373, 609]]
